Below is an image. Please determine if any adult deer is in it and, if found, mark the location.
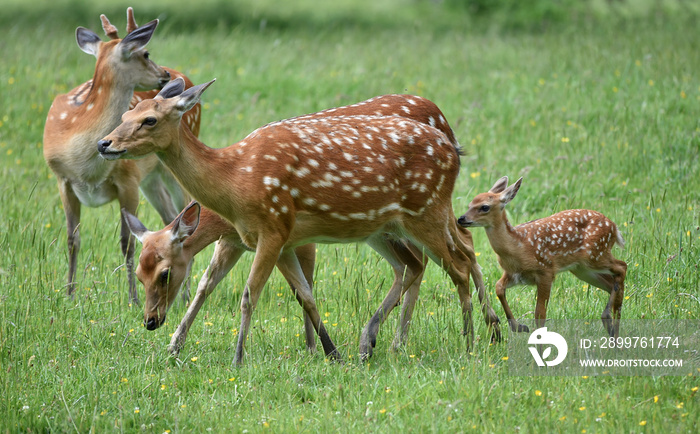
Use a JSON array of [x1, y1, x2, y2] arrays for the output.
[[98, 78, 501, 364], [43, 8, 199, 303], [457, 176, 627, 337], [119, 93, 500, 358]]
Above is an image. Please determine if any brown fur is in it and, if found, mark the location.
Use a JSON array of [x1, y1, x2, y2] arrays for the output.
[[459, 176, 627, 337], [123, 94, 500, 359], [42, 9, 199, 303], [100, 79, 501, 364]]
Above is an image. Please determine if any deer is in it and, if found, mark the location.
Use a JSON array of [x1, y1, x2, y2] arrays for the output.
[[98, 78, 502, 364], [43, 8, 200, 303], [121, 201, 321, 354], [118, 93, 500, 359], [457, 176, 627, 337]]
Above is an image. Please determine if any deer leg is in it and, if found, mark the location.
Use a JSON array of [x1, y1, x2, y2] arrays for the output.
[[180, 260, 193, 304], [456, 225, 501, 341], [233, 238, 283, 365], [58, 180, 82, 297], [601, 259, 627, 337], [361, 236, 425, 360], [139, 168, 181, 223], [610, 259, 627, 337], [407, 223, 476, 349], [117, 185, 141, 305], [290, 243, 318, 353], [571, 260, 626, 338], [169, 237, 244, 356], [495, 274, 529, 333], [157, 163, 191, 213], [571, 267, 616, 335], [391, 241, 427, 352], [275, 248, 340, 361], [119, 212, 139, 304], [534, 275, 554, 330]]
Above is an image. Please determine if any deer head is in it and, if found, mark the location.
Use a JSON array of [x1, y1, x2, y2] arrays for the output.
[[98, 78, 212, 159], [122, 202, 200, 329], [76, 17, 170, 92]]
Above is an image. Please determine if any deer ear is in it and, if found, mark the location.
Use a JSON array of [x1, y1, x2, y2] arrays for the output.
[[170, 202, 200, 243], [489, 176, 509, 194], [175, 79, 216, 113], [76, 27, 102, 57], [500, 177, 523, 205], [119, 19, 158, 58], [156, 77, 186, 100], [121, 209, 151, 243]]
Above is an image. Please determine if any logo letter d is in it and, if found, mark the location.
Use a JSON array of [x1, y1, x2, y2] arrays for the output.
[[527, 327, 568, 367]]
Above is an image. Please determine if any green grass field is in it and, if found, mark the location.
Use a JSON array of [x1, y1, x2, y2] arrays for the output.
[[1, 0, 699, 432]]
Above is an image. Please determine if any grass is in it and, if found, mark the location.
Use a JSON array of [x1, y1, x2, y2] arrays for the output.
[[1, 0, 699, 432]]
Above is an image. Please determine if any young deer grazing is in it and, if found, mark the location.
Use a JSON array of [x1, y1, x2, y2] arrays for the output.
[[43, 8, 199, 303], [458, 176, 627, 337], [122, 202, 321, 355], [120, 94, 499, 359], [98, 78, 501, 364]]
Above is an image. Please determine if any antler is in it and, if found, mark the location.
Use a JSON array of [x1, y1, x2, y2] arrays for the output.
[[126, 7, 139, 34], [99, 7, 139, 39], [100, 14, 120, 39]]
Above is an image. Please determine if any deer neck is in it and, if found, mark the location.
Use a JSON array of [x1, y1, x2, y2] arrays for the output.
[[84, 58, 138, 129], [158, 125, 244, 222], [183, 208, 238, 256], [483, 211, 525, 258]]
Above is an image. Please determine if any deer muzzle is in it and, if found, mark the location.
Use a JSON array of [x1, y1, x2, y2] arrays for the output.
[[145, 313, 166, 331], [457, 215, 474, 227], [97, 139, 125, 160]]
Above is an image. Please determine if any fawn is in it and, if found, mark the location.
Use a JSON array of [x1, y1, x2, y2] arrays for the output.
[[458, 176, 627, 337]]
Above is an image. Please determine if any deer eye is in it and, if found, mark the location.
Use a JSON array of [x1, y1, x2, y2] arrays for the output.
[[143, 117, 157, 126], [144, 51, 150, 60], [160, 269, 170, 286], [480, 205, 491, 213]]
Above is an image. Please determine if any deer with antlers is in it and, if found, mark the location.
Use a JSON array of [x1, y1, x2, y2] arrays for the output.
[[98, 78, 501, 364], [43, 8, 199, 303], [118, 93, 500, 359], [457, 176, 627, 337]]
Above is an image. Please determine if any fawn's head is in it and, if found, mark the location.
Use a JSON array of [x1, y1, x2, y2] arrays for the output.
[[458, 176, 522, 228], [98, 78, 214, 159], [122, 202, 201, 330], [77, 11, 170, 91]]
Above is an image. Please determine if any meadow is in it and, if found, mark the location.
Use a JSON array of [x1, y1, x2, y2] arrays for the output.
[[1, 0, 698, 432]]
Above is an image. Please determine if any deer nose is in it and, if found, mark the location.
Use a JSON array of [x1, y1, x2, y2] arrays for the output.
[[457, 215, 471, 227], [159, 71, 171, 87], [145, 315, 162, 331], [97, 139, 112, 154]]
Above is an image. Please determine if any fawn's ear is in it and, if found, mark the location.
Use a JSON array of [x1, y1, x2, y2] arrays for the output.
[[156, 77, 186, 100], [174, 79, 216, 113], [118, 19, 158, 59], [500, 177, 523, 206], [76, 27, 102, 57], [170, 201, 200, 244], [121, 209, 151, 243], [489, 176, 509, 194]]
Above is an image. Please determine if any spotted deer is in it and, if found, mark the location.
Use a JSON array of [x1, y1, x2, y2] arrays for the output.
[[98, 78, 501, 364], [43, 8, 199, 303], [458, 176, 627, 337], [121, 202, 321, 354], [119, 93, 499, 359]]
